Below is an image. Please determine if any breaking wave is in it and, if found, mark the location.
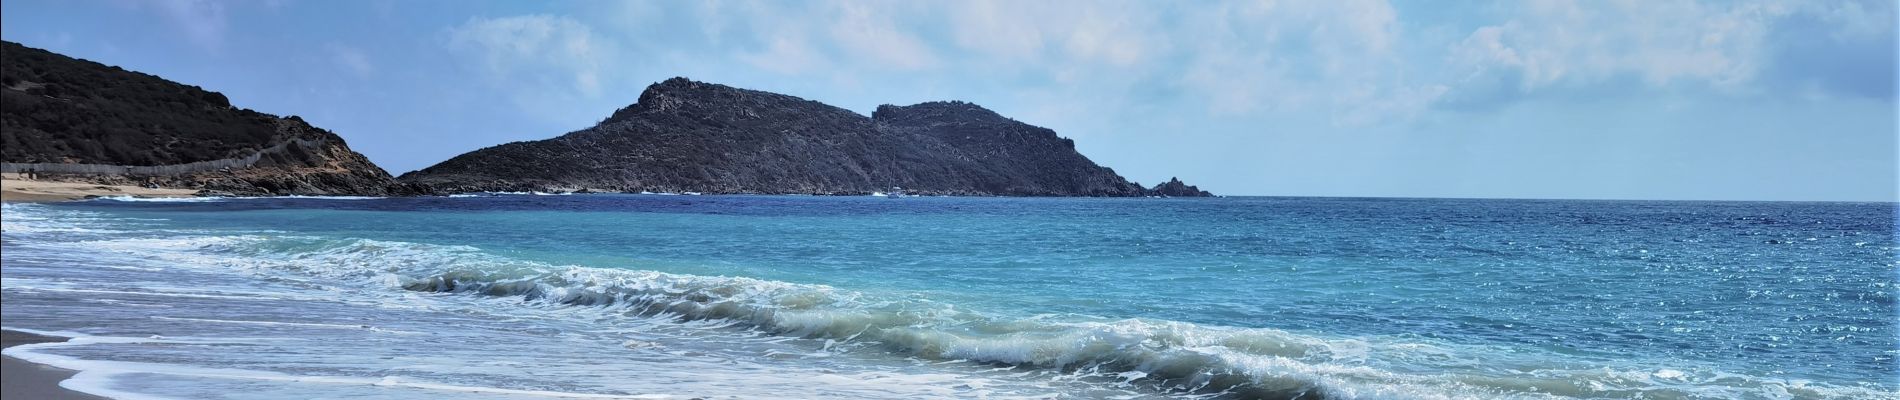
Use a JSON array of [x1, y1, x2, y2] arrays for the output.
[[47, 230, 1888, 400]]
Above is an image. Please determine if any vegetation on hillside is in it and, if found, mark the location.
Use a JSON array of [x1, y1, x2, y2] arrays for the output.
[[1, 40, 281, 165], [0, 40, 414, 196], [402, 78, 1210, 196]]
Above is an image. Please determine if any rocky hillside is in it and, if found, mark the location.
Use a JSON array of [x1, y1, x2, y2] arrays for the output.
[[401, 78, 1210, 196], [0, 40, 414, 196]]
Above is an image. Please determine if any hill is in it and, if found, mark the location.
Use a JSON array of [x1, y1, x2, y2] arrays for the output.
[[0, 40, 413, 196], [400, 78, 1210, 197]]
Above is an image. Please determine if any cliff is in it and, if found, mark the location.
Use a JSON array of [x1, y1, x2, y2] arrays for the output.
[[401, 78, 1211, 197], [0, 41, 414, 196]]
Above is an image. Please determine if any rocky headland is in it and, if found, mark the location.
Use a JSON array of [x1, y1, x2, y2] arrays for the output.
[[1, 39, 1211, 199], [400, 78, 1212, 197], [1, 41, 415, 197]]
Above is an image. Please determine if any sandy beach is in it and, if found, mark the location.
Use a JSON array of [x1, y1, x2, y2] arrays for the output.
[[0, 173, 197, 202], [3, 330, 107, 400], [0, 172, 193, 400]]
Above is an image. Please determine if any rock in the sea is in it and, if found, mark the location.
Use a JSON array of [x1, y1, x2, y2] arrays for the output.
[[1148, 177, 1214, 197], [401, 77, 1211, 197]]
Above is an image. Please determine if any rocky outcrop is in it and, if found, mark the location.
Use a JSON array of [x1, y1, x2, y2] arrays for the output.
[[1148, 177, 1213, 197], [872, 101, 1150, 196], [402, 78, 1211, 197], [1, 41, 414, 196]]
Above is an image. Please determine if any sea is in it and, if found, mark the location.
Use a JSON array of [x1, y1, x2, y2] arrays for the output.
[[1, 194, 1893, 399]]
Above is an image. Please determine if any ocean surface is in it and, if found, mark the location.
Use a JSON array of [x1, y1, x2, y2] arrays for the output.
[[1, 194, 1893, 399]]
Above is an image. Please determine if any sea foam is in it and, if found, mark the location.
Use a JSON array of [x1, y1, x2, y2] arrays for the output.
[[5, 204, 1893, 400], [44, 230, 1888, 400]]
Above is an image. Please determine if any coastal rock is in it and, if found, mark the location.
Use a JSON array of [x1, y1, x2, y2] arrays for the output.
[[1148, 177, 1214, 197], [0, 41, 414, 197], [401, 77, 1209, 197]]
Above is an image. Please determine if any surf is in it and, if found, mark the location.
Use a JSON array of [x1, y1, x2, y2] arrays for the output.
[[4, 200, 1893, 400], [38, 225, 1886, 399]]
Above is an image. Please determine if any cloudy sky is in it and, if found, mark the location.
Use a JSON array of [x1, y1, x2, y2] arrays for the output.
[[3, 0, 1894, 201]]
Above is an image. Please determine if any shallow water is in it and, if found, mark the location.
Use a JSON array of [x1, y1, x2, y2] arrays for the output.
[[1, 195, 1894, 399]]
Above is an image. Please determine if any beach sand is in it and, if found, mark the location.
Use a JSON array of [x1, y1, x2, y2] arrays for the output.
[[1, 173, 197, 202], [3, 330, 108, 400], [0, 173, 190, 399]]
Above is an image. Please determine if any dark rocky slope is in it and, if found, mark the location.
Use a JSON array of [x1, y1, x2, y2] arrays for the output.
[[0, 40, 414, 196], [401, 78, 1210, 196]]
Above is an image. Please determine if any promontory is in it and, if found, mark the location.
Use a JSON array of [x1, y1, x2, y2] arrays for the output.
[[1, 40, 413, 197], [400, 78, 1212, 197]]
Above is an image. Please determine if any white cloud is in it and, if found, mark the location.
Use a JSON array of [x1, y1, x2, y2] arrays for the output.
[[1333, 83, 1450, 127], [1444, 0, 1892, 93], [325, 43, 374, 78], [827, 3, 939, 70], [148, 0, 229, 52], [1805, 0, 1898, 39], [710, 1, 943, 75], [738, 35, 826, 75], [447, 14, 605, 97], [1175, 0, 1420, 124], [569, 0, 1889, 129], [1182, 50, 1289, 115], [1442, 0, 1899, 106], [946, 0, 1155, 68], [945, 1, 1048, 62], [1452, 0, 1795, 92]]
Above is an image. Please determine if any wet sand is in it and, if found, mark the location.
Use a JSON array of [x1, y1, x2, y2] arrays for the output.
[[3, 329, 108, 400]]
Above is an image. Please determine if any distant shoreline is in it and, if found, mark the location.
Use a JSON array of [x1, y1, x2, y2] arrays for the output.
[[2, 329, 107, 400], [4, 174, 1884, 204], [0, 173, 196, 202]]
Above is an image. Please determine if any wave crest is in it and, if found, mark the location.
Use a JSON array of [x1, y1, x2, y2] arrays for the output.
[[38, 226, 1896, 400]]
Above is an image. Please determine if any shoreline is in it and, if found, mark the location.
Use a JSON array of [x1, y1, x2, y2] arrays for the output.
[[1, 174, 197, 203], [2, 330, 108, 400]]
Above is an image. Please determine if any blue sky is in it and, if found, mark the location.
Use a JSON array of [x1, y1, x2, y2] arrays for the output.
[[2, 0, 1894, 201]]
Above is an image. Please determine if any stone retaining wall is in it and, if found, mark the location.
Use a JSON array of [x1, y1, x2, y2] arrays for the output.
[[2, 138, 321, 176]]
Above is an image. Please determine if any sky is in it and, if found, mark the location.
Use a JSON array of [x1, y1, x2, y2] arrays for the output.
[[1, 0, 1895, 201]]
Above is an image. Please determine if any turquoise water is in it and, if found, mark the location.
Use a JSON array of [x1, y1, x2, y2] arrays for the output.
[[1, 195, 1894, 399]]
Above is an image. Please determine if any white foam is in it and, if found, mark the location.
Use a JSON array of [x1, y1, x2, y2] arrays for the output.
[[1, 334, 669, 399], [2, 326, 92, 339], [89, 195, 386, 202], [277, 195, 385, 200], [484, 191, 572, 196], [87, 264, 168, 272], [86, 196, 224, 203], [6, 205, 1893, 400], [14, 286, 303, 301], [147, 317, 425, 334]]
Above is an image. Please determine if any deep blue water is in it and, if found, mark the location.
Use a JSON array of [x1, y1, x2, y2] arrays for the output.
[[3, 194, 1894, 399]]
